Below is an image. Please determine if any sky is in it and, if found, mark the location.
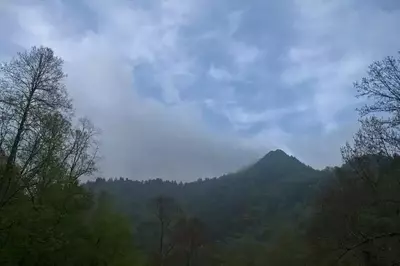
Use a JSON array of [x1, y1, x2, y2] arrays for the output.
[[1, 0, 400, 181]]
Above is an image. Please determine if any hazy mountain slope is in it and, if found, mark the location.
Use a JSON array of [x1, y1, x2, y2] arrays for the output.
[[86, 149, 326, 239]]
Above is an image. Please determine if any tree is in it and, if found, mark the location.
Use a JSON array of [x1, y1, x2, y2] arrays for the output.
[[148, 196, 181, 266], [0, 46, 140, 266], [347, 52, 400, 158], [0, 46, 70, 206], [86, 192, 143, 266], [308, 162, 400, 266], [170, 217, 206, 266], [0, 47, 98, 207], [0, 183, 92, 266], [309, 52, 400, 265], [0, 181, 143, 266], [0, 46, 71, 168]]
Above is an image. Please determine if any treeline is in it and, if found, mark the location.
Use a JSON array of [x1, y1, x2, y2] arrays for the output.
[[2, 46, 400, 266]]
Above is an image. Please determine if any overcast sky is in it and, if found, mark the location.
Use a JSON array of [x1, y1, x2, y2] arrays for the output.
[[1, 0, 400, 181]]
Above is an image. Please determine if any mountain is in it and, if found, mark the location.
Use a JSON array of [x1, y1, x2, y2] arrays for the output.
[[87, 149, 325, 241], [232, 149, 318, 182], [255, 149, 311, 172]]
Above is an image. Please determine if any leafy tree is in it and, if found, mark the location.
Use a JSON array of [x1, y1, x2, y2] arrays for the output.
[[0, 46, 140, 266], [0, 46, 98, 208], [0, 46, 71, 168], [309, 52, 400, 266]]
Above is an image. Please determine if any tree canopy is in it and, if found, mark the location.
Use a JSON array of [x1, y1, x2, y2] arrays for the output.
[[0, 46, 141, 266]]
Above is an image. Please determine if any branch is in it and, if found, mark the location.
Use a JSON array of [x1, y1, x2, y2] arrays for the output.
[[336, 232, 400, 264]]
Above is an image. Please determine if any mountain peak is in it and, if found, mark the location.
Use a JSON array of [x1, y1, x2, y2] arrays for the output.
[[249, 149, 312, 175], [265, 149, 288, 156], [261, 149, 291, 161], [251, 149, 292, 167]]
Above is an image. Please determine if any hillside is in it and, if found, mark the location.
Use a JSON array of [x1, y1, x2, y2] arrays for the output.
[[87, 150, 326, 241]]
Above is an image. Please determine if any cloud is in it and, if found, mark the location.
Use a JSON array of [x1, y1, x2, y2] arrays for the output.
[[215, 105, 308, 132], [282, 0, 400, 132], [229, 41, 261, 67], [1, 0, 400, 180], [227, 10, 244, 35], [0, 0, 263, 181], [208, 65, 233, 81]]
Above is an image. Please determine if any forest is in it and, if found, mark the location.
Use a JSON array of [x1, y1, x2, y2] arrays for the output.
[[1, 46, 400, 266]]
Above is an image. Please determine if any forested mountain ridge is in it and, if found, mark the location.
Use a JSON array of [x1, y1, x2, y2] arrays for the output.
[[86, 149, 325, 241]]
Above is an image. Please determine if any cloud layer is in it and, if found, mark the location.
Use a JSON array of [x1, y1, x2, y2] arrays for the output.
[[1, 0, 400, 180]]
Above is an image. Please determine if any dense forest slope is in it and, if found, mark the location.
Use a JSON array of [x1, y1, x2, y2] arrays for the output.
[[87, 149, 328, 242]]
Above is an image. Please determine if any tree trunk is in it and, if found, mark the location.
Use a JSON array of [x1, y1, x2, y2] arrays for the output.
[[6, 91, 33, 169], [159, 221, 164, 266], [0, 90, 35, 208]]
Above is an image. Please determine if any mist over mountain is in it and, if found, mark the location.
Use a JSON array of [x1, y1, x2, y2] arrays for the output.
[[87, 149, 326, 239]]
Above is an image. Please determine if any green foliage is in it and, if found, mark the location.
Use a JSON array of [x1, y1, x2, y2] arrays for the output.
[[0, 184, 142, 266], [0, 46, 142, 266], [85, 192, 143, 266]]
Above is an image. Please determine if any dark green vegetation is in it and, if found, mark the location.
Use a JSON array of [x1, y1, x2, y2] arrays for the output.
[[2, 47, 400, 266], [88, 149, 322, 265], [0, 47, 140, 265]]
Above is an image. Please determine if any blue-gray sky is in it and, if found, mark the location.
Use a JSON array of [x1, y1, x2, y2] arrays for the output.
[[1, 0, 400, 181]]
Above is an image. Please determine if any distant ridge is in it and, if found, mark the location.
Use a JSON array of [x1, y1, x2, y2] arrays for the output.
[[86, 147, 324, 240]]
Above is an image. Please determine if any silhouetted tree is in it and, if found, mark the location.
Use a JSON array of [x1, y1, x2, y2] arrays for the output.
[[0, 47, 98, 207], [309, 52, 400, 265], [149, 196, 181, 266], [0, 47, 138, 266], [171, 217, 206, 266]]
